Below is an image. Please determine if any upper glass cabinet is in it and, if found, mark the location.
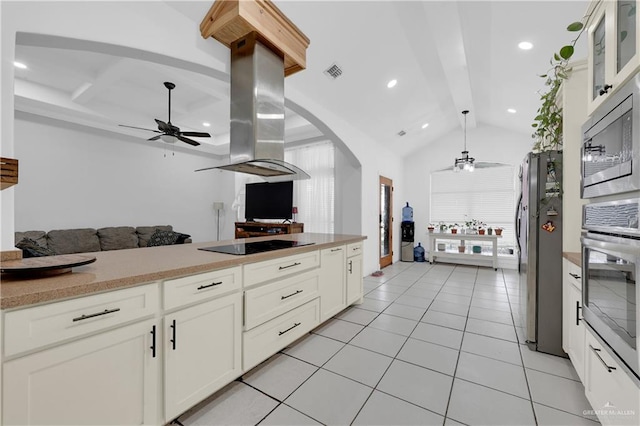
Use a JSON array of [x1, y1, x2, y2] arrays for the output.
[[587, 0, 640, 115]]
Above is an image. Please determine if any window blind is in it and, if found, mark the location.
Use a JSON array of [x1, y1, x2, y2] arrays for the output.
[[430, 166, 517, 251]]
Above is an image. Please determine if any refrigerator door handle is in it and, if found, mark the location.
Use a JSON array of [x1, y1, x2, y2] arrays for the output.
[[515, 192, 523, 255]]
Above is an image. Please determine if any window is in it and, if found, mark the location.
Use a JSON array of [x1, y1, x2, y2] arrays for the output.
[[430, 165, 516, 253], [285, 141, 335, 233]]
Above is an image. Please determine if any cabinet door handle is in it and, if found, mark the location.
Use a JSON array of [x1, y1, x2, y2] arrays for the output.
[[72, 308, 121, 322], [279, 262, 301, 270], [569, 272, 581, 279], [599, 84, 613, 96], [348, 260, 353, 273], [197, 281, 223, 290], [281, 289, 303, 300], [278, 322, 301, 336], [170, 319, 177, 350], [331, 248, 343, 252], [589, 345, 616, 372], [576, 301, 582, 326], [150, 325, 157, 358]]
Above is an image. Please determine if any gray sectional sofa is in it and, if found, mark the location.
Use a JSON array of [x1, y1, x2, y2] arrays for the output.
[[15, 225, 191, 256]]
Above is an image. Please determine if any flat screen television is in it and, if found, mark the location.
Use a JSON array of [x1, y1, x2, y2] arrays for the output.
[[245, 181, 293, 221]]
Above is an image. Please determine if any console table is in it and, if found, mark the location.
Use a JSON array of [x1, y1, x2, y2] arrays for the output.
[[427, 233, 501, 270], [235, 222, 304, 239]]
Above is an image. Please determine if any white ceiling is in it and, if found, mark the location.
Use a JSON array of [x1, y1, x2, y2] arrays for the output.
[[13, 0, 589, 158]]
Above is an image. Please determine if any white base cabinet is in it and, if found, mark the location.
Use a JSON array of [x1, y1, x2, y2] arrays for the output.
[[346, 242, 363, 305], [562, 258, 585, 382], [320, 246, 346, 321], [164, 292, 242, 422], [584, 327, 640, 425], [3, 318, 159, 425]]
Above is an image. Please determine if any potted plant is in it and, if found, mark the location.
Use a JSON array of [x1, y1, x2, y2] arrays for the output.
[[495, 227, 504, 236], [478, 227, 486, 235], [458, 245, 465, 253], [449, 223, 459, 234], [428, 224, 435, 233], [487, 226, 493, 235], [438, 222, 448, 233]]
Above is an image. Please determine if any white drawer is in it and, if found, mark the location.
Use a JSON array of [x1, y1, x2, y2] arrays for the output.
[[565, 258, 582, 291], [163, 266, 242, 310], [244, 269, 319, 330], [347, 242, 363, 258], [4, 283, 158, 357], [243, 298, 320, 371], [244, 250, 320, 287]]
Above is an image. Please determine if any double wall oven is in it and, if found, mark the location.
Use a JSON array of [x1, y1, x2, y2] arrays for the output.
[[580, 71, 640, 381]]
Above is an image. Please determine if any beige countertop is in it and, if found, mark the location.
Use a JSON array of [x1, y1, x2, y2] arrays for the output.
[[563, 251, 581, 267], [1, 233, 366, 310]]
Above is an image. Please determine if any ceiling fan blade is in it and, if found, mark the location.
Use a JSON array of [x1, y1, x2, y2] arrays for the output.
[[180, 131, 211, 138], [119, 124, 162, 133], [176, 135, 201, 146], [148, 135, 162, 141], [155, 119, 170, 133]]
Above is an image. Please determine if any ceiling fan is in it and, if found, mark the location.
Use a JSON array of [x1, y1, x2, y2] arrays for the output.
[[119, 81, 210, 147]]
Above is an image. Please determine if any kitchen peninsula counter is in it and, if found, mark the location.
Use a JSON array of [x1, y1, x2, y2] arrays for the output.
[[1, 233, 365, 309]]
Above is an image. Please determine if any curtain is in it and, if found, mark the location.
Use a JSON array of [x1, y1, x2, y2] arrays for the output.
[[285, 141, 335, 233]]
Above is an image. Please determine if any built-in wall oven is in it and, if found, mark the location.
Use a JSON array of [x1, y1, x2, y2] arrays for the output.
[[581, 72, 640, 198], [582, 199, 640, 380]]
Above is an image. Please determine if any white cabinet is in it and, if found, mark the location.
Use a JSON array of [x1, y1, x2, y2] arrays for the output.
[[164, 292, 242, 422], [319, 246, 346, 321], [3, 318, 159, 425], [587, 0, 640, 115], [562, 259, 586, 382], [346, 242, 363, 305], [584, 327, 640, 425]]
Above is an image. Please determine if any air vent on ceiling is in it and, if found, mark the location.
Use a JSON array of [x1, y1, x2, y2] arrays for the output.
[[397, 130, 406, 136], [323, 63, 343, 79]]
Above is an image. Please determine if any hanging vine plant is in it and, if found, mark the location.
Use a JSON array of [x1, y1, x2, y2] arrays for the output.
[[531, 19, 589, 152]]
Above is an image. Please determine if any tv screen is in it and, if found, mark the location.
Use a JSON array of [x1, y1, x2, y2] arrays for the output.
[[245, 181, 293, 221]]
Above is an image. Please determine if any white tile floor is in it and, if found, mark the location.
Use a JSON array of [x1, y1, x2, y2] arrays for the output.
[[178, 262, 601, 426]]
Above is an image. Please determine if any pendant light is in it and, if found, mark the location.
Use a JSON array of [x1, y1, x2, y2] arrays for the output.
[[453, 110, 475, 172]]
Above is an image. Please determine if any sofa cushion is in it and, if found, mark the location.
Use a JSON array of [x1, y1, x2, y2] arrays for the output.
[[15, 231, 47, 249], [136, 225, 173, 247], [47, 228, 100, 254], [147, 230, 181, 247], [15, 237, 57, 258], [97, 226, 138, 251]]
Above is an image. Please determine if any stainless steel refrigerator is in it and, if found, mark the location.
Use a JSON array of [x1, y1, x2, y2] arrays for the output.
[[516, 151, 565, 357]]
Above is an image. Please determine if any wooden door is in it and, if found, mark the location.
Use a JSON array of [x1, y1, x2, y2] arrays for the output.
[[379, 176, 393, 268]]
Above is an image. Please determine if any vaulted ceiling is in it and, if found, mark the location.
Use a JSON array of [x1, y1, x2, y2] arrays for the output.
[[13, 0, 589, 158]]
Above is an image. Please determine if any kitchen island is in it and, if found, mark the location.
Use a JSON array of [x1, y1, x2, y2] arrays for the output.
[[0, 232, 365, 425]]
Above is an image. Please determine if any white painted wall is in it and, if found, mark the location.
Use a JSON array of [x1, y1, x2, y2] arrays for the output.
[[404, 123, 532, 254], [14, 113, 235, 242]]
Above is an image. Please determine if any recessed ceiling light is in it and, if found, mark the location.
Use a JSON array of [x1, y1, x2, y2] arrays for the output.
[[518, 41, 533, 50], [202, 122, 211, 127], [421, 123, 429, 129], [13, 61, 27, 69], [387, 79, 397, 89], [507, 108, 517, 114]]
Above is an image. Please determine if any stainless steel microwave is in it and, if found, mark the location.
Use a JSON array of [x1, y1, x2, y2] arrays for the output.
[[581, 72, 640, 199]]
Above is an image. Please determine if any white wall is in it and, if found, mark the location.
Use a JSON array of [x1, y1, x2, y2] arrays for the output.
[[14, 113, 235, 242], [404, 123, 532, 252]]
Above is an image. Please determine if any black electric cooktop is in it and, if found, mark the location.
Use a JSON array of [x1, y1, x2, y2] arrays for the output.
[[199, 239, 315, 256]]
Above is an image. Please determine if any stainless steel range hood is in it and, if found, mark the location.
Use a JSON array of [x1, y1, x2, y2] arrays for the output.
[[197, 33, 309, 180]]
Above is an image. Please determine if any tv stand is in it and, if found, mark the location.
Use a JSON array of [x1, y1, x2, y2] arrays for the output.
[[235, 222, 304, 239]]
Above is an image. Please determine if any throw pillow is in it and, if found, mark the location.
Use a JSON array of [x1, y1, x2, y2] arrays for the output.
[[15, 237, 57, 258], [147, 230, 180, 247]]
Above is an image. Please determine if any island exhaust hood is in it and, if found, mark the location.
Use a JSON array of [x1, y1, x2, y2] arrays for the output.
[[196, 33, 309, 180]]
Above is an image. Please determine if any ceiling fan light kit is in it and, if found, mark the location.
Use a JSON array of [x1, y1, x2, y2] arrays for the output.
[[453, 109, 475, 172], [118, 81, 211, 147]]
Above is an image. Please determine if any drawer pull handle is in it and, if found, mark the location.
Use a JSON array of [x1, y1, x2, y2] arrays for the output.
[[72, 308, 121, 322], [150, 325, 157, 358], [576, 301, 582, 326], [589, 345, 616, 372], [278, 322, 301, 336], [569, 272, 581, 279], [348, 260, 353, 273], [331, 248, 343, 252], [170, 319, 177, 350], [197, 281, 223, 290], [279, 262, 301, 270], [281, 290, 303, 300]]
